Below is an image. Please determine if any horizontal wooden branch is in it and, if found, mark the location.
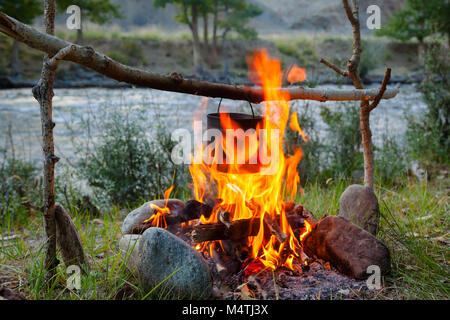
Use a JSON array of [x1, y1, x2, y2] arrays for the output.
[[0, 12, 399, 103]]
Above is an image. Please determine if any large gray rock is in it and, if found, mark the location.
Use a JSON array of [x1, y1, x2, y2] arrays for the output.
[[339, 184, 380, 235], [118, 234, 142, 276], [121, 199, 185, 235], [138, 228, 212, 299], [303, 216, 391, 280]]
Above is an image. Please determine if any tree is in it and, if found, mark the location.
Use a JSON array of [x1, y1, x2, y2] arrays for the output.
[[215, 0, 262, 46], [420, 0, 450, 46], [155, 0, 206, 68], [376, 0, 450, 61], [0, 11, 400, 103], [154, 0, 262, 69], [56, 0, 122, 43], [0, 0, 41, 77], [321, 0, 392, 189], [214, 0, 262, 71]]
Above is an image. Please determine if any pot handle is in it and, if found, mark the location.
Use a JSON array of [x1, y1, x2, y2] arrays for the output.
[[217, 97, 255, 118]]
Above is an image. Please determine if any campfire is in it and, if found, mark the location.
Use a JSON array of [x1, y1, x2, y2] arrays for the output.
[[140, 50, 313, 275], [119, 50, 391, 299]]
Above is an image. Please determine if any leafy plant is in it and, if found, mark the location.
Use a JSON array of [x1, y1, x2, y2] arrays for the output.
[[0, 123, 40, 226], [374, 134, 408, 186], [319, 102, 363, 179], [74, 107, 186, 207], [375, 0, 449, 44], [358, 40, 386, 78], [56, 0, 122, 42], [405, 42, 450, 168], [284, 102, 324, 184]]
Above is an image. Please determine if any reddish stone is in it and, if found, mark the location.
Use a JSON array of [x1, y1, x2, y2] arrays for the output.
[[303, 216, 391, 279]]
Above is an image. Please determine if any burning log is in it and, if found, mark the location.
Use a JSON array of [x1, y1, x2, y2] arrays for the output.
[[192, 212, 308, 244], [130, 199, 213, 234], [263, 214, 288, 243], [183, 199, 213, 220], [191, 203, 314, 244], [218, 210, 232, 229], [192, 218, 264, 243]]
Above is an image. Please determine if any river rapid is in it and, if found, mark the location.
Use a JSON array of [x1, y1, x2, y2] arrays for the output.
[[0, 84, 426, 167]]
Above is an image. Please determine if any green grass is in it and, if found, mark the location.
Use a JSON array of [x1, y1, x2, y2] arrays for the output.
[[0, 204, 140, 299], [275, 38, 318, 67], [297, 176, 449, 300], [0, 174, 448, 299]]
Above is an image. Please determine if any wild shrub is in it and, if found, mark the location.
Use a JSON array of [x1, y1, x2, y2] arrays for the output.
[[406, 42, 450, 168], [319, 102, 363, 179], [74, 107, 186, 207]]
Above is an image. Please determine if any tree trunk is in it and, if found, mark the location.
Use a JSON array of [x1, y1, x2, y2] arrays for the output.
[[191, 3, 203, 70], [34, 0, 59, 279], [76, 28, 83, 44], [76, 13, 83, 44], [344, 0, 375, 189], [320, 0, 391, 190], [203, 11, 213, 67], [222, 27, 230, 77], [360, 102, 374, 188], [10, 39, 20, 77], [32, 0, 83, 279], [212, 0, 218, 54], [418, 38, 425, 66], [221, 4, 231, 77], [203, 11, 209, 54]]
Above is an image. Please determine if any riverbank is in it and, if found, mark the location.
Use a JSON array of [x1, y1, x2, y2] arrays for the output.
[[0, 34, 425, 89]]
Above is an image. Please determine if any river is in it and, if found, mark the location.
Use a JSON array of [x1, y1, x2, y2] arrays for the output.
[[0, 84, 426, 166]]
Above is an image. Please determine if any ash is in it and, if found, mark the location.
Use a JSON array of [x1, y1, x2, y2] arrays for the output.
[[175, 222, 372, 300], [209, 257, 371, 300]]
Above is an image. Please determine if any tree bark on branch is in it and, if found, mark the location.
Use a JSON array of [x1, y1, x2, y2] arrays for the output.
[[32, 0, 88, 279], [320, 0, 391, 189], [0, 11, 399, 104]]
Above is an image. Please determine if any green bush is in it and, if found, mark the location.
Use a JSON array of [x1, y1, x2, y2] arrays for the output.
[[107, 40, 147, 66], [0, 138, 40, 226], [276, 40, 317, 67], [106, 50, 129, 65], [285, 102, 324, 184], [319, 102, 363, 178], [374, 134, 408, 186], [285, 101, 368, 184], [405, 42, 450, 168], [122, 39, 147, 66], [358, 40, 387, 78], [74, 107, 187, 207]]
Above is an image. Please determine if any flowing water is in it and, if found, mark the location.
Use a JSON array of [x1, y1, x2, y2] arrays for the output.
[[0, 84, 426, 166]]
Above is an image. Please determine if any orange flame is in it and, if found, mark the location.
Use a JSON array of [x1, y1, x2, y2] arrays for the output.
[[287, 64, 306, 84], [143, 185, 174, 228], [187, 50, 311, 270], [290, 112, 308, 143]]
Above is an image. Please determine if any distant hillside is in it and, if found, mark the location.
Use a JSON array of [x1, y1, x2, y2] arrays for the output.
[[253, 0, 406, 32], [108, 0, 406, 33]]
